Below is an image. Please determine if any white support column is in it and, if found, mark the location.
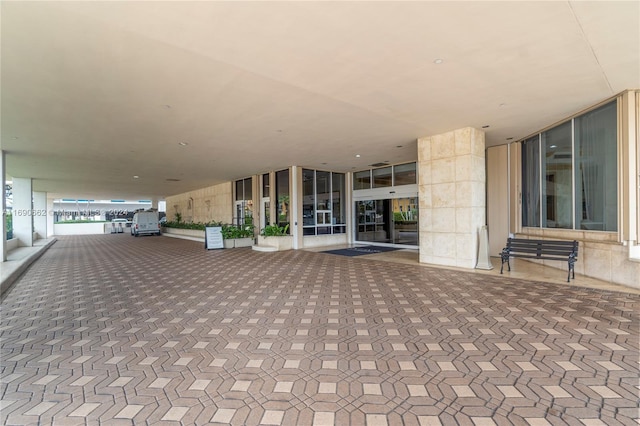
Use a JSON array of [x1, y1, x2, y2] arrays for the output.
[[291, 166, 300, 249], [33, 191, 47, 240], [13, 177, 34, 247], [1, 151, 7, 261], [151, 198, 159, 210], [47, 198, 55, 237]]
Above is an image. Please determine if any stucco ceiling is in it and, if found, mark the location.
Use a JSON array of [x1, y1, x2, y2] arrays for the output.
[[2, 1, 638, 200]]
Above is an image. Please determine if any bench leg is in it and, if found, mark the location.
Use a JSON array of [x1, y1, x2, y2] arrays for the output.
[[500, 249, 510, 274], [500, 257, 510, 274], [568, 254, 577, 282]]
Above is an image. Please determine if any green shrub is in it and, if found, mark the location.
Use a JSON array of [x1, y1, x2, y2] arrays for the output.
[[6, 212, 12, 240], [163, 220, 222, 230], [222, 224, 254, 239], [261, 223, 289, 236]]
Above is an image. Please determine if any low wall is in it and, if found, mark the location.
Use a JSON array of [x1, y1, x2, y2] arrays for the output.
[[54, 222, 109, 235], [7, 238, 19, 251], [302, 234, 348, 248], [162, 227, 205, 242], [519, 228, 640, 290]]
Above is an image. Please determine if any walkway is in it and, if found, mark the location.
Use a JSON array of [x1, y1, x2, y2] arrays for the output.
[[1, 234, 638, 425]]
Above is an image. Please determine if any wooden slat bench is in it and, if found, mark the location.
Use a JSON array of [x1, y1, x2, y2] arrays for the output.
[[500, 238, 578, 282]]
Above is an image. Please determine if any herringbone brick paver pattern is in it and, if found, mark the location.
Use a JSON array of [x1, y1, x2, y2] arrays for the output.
[[1, 235, 638, 425]]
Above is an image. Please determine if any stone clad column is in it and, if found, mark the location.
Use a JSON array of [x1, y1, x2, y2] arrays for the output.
[[12, 177, 34, 247], [418, 127, 486, 268]]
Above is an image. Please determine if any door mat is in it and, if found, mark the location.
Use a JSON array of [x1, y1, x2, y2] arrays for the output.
[[322, 246, 400, 257]]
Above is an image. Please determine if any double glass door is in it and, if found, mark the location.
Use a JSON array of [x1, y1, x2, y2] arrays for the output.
[[355, 197, 418, 246]]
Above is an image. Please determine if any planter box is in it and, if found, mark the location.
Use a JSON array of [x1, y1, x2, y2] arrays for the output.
[[224, 238, 254, 248], [162, 227, 205, 240], [257, 235, 293, 251], [234, 237, 254, 248]]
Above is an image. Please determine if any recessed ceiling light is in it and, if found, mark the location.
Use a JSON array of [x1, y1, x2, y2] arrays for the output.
[[178, 142, 188, 146], [434, 58, 443, 64], [482, 125, 490, 129], [396, 145, 403, 148], [355, 154, 361, 158], [499, 103, 507, 107], [133, 175, 139, 179]]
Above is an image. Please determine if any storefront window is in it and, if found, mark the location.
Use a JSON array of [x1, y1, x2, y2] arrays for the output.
[[302, 169, 346, 235], [521, 100, 617, 231], [234, 177, 253, 226], [574, 102, 617, 231], [276, 169, 290, 231]]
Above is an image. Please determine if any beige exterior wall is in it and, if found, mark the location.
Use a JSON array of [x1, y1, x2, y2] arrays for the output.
[[486, 145, 510, 256], [165, 182, 233, 224], [418, 127, 486, 268]]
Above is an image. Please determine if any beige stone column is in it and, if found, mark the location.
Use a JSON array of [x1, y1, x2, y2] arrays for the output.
[[418, 127, 486, 268]]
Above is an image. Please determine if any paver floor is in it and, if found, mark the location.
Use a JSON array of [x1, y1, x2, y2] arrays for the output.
[[1, 234, 638, 425]]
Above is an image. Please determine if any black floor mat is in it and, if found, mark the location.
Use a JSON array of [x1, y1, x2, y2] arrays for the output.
[[322, 245, 400, 257]]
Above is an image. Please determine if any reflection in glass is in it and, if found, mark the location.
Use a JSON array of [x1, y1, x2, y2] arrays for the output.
[[542, 122, 572, 229], [574, 101, 617, 231], [373, 167, 392, 188], [522, 136, 541, 227], [276, 169, 290, 232], [354, 170, 371, 190], [355, 198, 418, 246], [393, 163, 417, 185], [262, 173, 270, 198]]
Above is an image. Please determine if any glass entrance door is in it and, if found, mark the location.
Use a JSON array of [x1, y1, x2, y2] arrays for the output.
[[355, 197, 418, 246]]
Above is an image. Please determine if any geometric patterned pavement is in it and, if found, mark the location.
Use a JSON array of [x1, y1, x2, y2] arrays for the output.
[[1, 234, 638, 426]]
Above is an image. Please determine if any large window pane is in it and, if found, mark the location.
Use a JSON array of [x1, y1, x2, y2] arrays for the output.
[[316, 171, 331, 211], [262, 173, 270, 198], [276, 169, 290, 231], [244, 177, 252, 200], [542, 122, 573, 229], [332, 173, 345, 225], [372, 167, 392, 188], [574, 101, 617, 231], [302, 169, 315, 227], [394, 163, 417, 185], [354, 170, 371, 190], [235, 180, 243, 201], [522, 136, 541, 227]]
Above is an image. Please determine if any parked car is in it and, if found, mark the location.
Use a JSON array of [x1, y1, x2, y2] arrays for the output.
[[131, 211, 161, 237]]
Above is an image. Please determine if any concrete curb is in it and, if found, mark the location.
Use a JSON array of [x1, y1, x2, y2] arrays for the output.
[[0, 238, 57, 297]]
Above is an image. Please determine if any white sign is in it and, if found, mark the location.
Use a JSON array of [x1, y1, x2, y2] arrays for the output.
[[205, 226, 224, 250]]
